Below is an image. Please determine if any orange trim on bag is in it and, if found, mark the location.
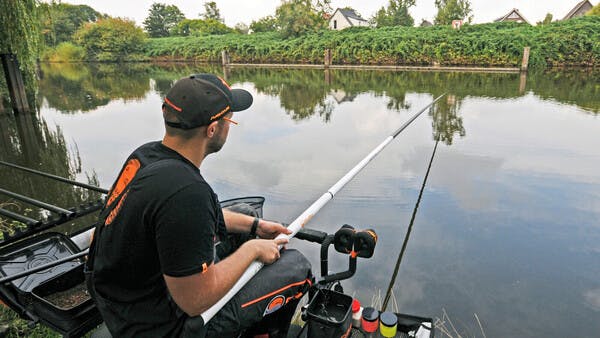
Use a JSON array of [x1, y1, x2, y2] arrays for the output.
[[241, 278, 312, 308], [107, 159, 140, 206], [164, 97, 182, 112], [105, 190, 129, 226]]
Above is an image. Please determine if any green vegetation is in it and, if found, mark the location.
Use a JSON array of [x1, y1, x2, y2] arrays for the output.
[[372, 0, 416, 28], [275, 0, 331, 38], [0, 0, 40, 100], [74, 17, 146, 62], [143, 2, 185, 38], [434, 0, 473, 25], [38, 2, 101, 47], [145, 16, 600, 68]]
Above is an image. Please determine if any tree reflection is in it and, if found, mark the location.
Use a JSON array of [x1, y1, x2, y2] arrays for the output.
[[38, 63, 152, 113], [0, 109, 102, 238], [429, 94, 466, 145]]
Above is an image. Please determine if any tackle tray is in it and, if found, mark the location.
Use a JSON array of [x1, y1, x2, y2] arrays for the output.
[[0, 232, 102, 336]]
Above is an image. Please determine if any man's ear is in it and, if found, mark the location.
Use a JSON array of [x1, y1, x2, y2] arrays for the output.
[[206, 121, 219, 138]]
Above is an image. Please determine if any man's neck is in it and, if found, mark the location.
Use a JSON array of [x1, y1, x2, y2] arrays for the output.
[[161, 136, 206, 168]]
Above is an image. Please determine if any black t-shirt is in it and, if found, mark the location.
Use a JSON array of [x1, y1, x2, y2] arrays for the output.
[[91, 141, 225, 337]]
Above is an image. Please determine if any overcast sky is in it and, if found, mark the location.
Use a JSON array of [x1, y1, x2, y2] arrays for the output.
[[53, 0, 595, 26]]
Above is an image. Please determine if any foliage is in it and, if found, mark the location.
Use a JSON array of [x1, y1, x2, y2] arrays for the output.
[[250, 16, 278, 33], [0, 0, 40, 90], [371, 0, 416, 28], [172, 18, 234, 36], [43, 42, 86, 62], [275, 0, 330, 38], [145, 16, 600, 68], [74, 17, 146, 62], [537, 13, 553, 26], [434, 0, 473, 25], [38, 2, 100, 47], [586, 3, 600, 16], [143, 2, 185, 38], [202, 1, 223, 22]]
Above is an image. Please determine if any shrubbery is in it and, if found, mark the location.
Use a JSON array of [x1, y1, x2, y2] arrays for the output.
[[145, 16, 600, 68]]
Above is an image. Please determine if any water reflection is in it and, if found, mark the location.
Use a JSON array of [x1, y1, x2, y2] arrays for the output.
[[0, 109, 101, 238]]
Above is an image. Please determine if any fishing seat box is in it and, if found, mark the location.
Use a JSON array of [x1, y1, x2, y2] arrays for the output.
[[0, 232, 102, 336]]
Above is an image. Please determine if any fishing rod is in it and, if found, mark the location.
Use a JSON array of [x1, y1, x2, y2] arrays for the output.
[[382, 138, 440, 312], [201, 93, 447, 324], [0, 160, 108, 194]]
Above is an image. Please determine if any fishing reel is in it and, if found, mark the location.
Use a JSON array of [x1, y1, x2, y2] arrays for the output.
[[296, 224, 377, 285]]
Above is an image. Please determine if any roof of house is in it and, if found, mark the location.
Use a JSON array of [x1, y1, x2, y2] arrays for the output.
[[335, 8, 368, 22], [562, 0, 593, 20], [494, 8, 531, 25]]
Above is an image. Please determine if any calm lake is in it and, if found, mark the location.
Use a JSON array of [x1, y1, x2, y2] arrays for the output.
[[1, 63, 599, 337]]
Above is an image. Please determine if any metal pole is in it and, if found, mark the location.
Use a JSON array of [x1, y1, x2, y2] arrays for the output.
[[0, 160, 108, 194], [201, 93, 446, 323], [0, 188, 74, 217], [0, 249, 89, 284]]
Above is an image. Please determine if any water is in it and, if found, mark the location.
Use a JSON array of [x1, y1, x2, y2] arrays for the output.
[[1, 63, 599, 337]]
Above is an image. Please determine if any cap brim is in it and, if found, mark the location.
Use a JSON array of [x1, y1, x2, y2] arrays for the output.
[[230, 88, 253, 112]]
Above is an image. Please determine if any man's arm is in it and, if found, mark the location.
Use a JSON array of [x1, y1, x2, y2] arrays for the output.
[[164, 237, 288, 316], [222, 208, 291, 239]]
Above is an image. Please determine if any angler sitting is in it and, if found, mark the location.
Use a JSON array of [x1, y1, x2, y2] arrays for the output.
[[85, 74, 312, 338]]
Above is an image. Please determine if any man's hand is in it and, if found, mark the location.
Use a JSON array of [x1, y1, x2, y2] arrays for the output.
[[256, 219, 292, 239], [246, 237, 289, 265]]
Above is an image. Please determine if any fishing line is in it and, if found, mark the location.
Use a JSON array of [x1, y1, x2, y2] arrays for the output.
[[382, 137, 440, 312]]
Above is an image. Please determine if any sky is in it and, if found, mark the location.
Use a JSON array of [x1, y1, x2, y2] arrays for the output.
[[51, 0, 595, 26]]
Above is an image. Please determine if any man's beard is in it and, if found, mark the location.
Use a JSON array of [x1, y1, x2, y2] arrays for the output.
[[206, 128, 226, 154]]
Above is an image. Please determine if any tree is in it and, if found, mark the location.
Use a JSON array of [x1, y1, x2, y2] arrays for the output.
[[0, 0, 39, 88], [537, 13, 553, 25], [75, 18, 146, 61], [250, 16, 278, 33], [171, 19, 234, 36], [371, 0, 416, 27], [143, 2, 185, 38], [434, 0, 473, 25], [275, 0, 330, 38], [38, 3, 101, 47], [202, 1, 223, 22]]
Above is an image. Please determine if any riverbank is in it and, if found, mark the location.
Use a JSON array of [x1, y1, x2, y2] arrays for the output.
[[144, 16, 600, 69]]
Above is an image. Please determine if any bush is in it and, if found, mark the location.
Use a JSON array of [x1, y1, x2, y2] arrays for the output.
[[74, 17, 147, 62], [43, 42, 86, 62]]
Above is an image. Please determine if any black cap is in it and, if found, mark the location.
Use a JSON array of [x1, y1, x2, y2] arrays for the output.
[[163, 74, 253, 129]]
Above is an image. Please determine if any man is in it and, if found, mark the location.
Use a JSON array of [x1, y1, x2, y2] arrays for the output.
[[86, 74, 312, 338]]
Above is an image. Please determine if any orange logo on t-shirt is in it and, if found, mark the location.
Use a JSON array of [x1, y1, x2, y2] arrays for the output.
[[106, 158, 140, 207]]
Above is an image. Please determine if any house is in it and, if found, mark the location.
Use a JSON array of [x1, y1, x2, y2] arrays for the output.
[[494, 8, 531, 24], [562, 0, 594, 20], [329, 8, 369, 30]]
